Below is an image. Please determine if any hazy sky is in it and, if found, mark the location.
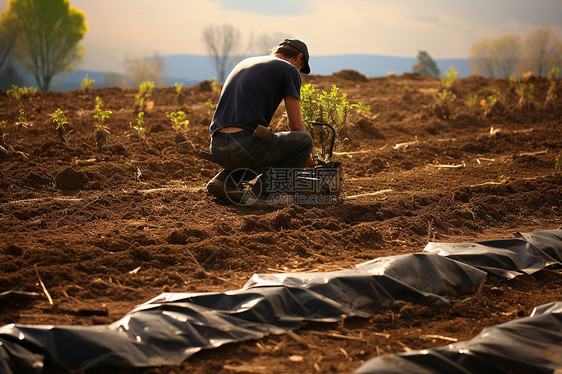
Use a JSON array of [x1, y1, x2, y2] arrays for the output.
[[2, 0, 561, 73]]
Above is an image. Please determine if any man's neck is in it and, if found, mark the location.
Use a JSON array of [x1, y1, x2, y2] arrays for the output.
[[273, 53, 299, 70]]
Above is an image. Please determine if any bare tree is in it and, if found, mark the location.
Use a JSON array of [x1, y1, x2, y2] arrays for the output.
[[470, 38, 498, 77], [470, 35, 521, 78], [495, 35, 521, 78], [521, 27, 562, 76], [253, 32, 286, 55], [202, 24, 243, 82]]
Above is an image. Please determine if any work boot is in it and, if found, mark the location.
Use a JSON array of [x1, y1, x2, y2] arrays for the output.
[[206, 177, 246, 204]]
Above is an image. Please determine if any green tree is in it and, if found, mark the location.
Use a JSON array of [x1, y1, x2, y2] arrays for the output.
[[0, 7, 18, 71], [412, 50, 440, 77], [3, 0, 87, 91]]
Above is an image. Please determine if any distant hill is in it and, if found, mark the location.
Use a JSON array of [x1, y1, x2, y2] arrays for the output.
[[11, 54, 472, 91]]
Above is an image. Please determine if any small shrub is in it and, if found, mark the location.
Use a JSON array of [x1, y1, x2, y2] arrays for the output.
[[300, 83, 370, 158]]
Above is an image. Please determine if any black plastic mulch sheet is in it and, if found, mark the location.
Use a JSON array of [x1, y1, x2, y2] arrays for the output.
[[0, 229, 560, 373], [354, 301, 562, 374], [423, 229, 562, 278]]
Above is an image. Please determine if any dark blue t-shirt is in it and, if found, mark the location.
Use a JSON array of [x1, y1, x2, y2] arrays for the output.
[[209, 55, 301, 135]]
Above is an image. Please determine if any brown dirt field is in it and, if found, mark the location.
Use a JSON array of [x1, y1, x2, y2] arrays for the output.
[[0, 72, 561, 373]]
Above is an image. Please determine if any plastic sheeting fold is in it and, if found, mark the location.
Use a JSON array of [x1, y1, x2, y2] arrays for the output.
[[354, 302, 562, 374], [0, 228, 560, 373]]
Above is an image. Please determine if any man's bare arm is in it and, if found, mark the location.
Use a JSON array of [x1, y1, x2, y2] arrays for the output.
[[284, 95, 306, 131], [285, 95, 315, 167]]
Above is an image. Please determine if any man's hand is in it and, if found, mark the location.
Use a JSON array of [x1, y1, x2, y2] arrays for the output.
[[303, 155, 316, 168]]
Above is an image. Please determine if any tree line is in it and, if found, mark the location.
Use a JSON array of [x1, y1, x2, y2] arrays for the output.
[[415, 27, 562, 79], [1, 0, 561, 91]]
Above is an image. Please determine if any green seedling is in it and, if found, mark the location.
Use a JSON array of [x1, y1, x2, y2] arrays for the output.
[[0, 120, 13, 156], [465, 95, 478, 111], [441, 67, 458, 89], [516, 82, 536, 111], [130, 111, 149, 147], [0, 120, 7, 146], [7, 85, 37, 101], [81, 74, 95, 91], [545, 66, 559, 106], [204, 100, 216, 116], [508, 75, 519, 87], [50, 108, 71, 143], [556, 154, 561, 171], [481, 87, 502, 117], [167, 111, 190, 134], [547, 66, 559, 81], [432, 89, 455, 119], [174, 82, 184, 94], [93, 96, 112, 149], [134, 81, 155, 113], [15, 109, 32, 131]]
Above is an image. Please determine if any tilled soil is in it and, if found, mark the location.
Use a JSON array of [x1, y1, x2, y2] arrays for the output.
[[0, 71, 561, 373]]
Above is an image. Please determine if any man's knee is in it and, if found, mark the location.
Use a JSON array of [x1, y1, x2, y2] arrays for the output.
[[293, 131, 313, 151]]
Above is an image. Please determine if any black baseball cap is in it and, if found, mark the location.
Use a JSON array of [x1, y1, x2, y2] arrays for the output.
[[279, 39, 310, 74]]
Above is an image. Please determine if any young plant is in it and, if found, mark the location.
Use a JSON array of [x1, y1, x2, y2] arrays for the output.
[[6, 85, 37, 101], [81, 74, 95, 91], [0, 120, 7, 147], [464, 95, 479, 113], [50, 108, 70, 143], [402, 84, 413, 103], [15, 109, 33, 131], [204, 99, 216, 116], [134, 81, 155, 113], [175, 82, 190, 107], [167, 111, 190, 134], [516, 81, 536, 111], [432, 89, 455, 120], [0, 120, 13, 156], [545, 66, 559, 106], [480, 87, 502, 117], [300, 83, 370, 158], [93, 96, 112, 149], [441, 67, 459, 89], [130, 111, 149, 147], [556, 154, 562, 171]]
